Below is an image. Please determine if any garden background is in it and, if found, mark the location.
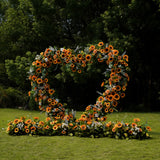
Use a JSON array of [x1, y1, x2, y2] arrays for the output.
[[0, 0, 160, 112]]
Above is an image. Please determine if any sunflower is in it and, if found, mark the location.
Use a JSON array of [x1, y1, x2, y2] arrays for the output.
[[112, 127, 116, 132], [39, 121, 45, 126], [146, 126, 151, 131], [112, 50, 119, 56], [86, 54, 91, 61], [117, 122, 122, 128], [61, 130, 66, 134], [80, 124, 87, 130], [34, 117, 39, 120], [89, 45, 95, 51], [49, 89, 55, 95], [114, 94, 120, 100], [98, 96, 104, 102], [132, 123, 137, 128], [108, 56, 114, 62], [77, 54, 82, 59], [36, 67, 42, 74], [87, 121, 92, 125], [47, 98, 52, 103], [14, 119, 19, 124], [104, 102, 110, 108], [129, 130, 133, 134], [98, 42, 104, 47], [115, 85, 121, 91], [116, 68, 121, 73], [109, 45, 113, 50], [32, 75, 37, 81], [109, 108, 113, 113], [133, 118, 140, 122], [31, 126, 36, 132], [46, 107, 52, 113], [86, 105, 91, 111], [107, 95, 114, 101], [121, 93, 125, 98], [112, 100, 118, 107], [77, 69, 82, 74], [53, 125, 58, 130], [104, 47, 109, 53], [14, 128, 19, 133], [123, 55, 128, 62], [25, 129, 30, 133], [56, 58, 61, 64], [25, 119, 32, 124], [37, 78, 43, 84], [36, 60, 42, 67]]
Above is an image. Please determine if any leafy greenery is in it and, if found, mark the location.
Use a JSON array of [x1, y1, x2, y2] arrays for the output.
[[0, 109, 160, 160]]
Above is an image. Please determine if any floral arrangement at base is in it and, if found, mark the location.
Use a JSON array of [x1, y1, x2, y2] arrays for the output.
[[7, 116, 151, 140], [6, 42, 152, 139]]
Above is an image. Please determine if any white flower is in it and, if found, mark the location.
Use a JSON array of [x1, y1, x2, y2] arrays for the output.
[[60, 48, 64, 51], [45, 58, 48, 62]]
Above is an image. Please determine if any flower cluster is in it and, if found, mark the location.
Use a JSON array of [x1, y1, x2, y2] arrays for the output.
[[7, 117, 151, 139]]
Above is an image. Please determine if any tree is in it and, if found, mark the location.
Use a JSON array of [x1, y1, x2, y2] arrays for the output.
[[102, 0, 160, 111]]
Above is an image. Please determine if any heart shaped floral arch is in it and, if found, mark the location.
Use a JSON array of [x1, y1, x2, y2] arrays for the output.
[[7, 42, 151, 139], [29, 42, 129, 119]]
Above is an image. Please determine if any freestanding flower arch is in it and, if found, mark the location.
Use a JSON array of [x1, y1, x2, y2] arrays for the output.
[[7, 42, 151, 139]]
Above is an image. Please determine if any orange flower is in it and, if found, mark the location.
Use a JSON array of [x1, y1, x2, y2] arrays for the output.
[[105, 108, 109, 113], [133, 118, 140, 122], [109, 108, 113, 113], [32, 75, 37, 81], [36, 68, 41, 73], [31, 126, 36, 132], [98, 96, 104, 102], [86, 54, 92, 61], [61, 130, 66, 134], [46, 117, 51, 121], [109, 45, 113, 50], [39, 121, 45, 126], [89, 45, 95, 51], [132, 123, 137, 128], [146, 126, 151, 131], [80, 124, 87, 130], [117, 122, 122, 128], [87, 121, 92, 125], [34, 117, 39, 120], [37, 78, 43, 84], [53, 125, 58, 130], [104, 47, 109, 53], [14, 119, 19, 124], [112, 50, 119, 56], [121, 93, 125, 98], [115, 85, 121, 91], [25, 119, 32, 124], [114, 94, 120, 100], [14, 128, 19, 133], [49, 89, 55, 95], [86, 105, 91, 111], [98, 42, 104, 47], [112, 127, 116, 132], [25, 129, 30, 133]]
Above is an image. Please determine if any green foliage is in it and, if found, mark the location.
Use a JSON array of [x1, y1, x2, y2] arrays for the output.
[[0, 86, 26, 108], [102, 0, 160, 110], [5, 51, 37, 90]]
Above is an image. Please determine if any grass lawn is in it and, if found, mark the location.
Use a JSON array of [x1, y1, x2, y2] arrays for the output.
[[0, 108, 160, 160]]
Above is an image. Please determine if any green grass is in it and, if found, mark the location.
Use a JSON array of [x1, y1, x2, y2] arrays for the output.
[[0, 108, 160, 160]]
